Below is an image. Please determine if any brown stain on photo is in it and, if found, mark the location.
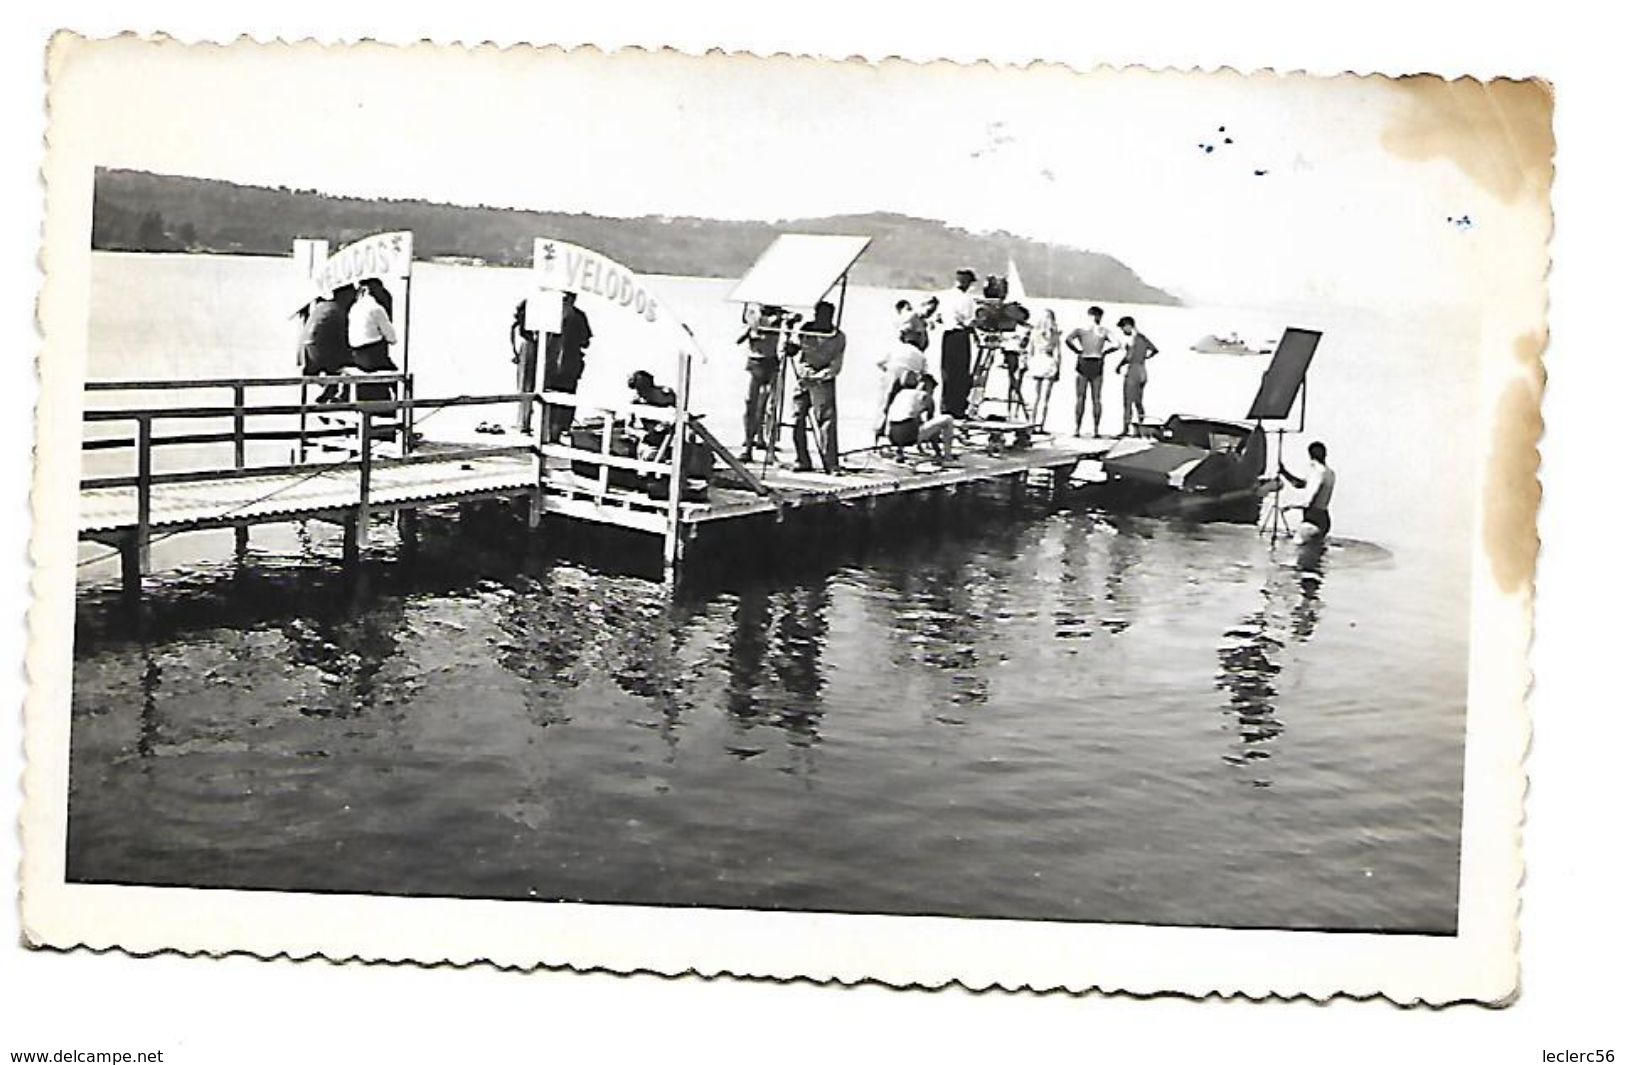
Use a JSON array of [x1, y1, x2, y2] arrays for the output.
[[1485, 331, 1546, 596], [1383, 78, 1552, 596], [1381, 76, 1555, 204]]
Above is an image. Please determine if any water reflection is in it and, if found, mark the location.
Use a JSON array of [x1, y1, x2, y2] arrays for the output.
[[1101, 519, 1145, 631], [135, 648, 161, 762], [861, 555, 991, 722], [1049, 515, 1146, 643], [1214, 546, 1326, 785], [278, 569, 408, 720]]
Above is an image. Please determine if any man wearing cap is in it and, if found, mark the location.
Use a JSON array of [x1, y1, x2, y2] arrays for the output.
[[541, 290, 593, 442], [788, 300, 847, 474], [937, 268, 979, 418]]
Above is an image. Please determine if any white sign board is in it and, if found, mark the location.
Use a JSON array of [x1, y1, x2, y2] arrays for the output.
[[522, 289, 564, 335], [310, 231, 414, 297], [532, 238, 702, 360]]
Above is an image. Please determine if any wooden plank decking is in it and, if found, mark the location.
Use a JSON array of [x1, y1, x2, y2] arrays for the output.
[[77, 372, 1116, 589], [79, 437, 1111, 538], [78, 451, 538, 537]]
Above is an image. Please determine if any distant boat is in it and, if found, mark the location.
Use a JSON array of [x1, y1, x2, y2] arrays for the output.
[[1191, 332, 1272, 356]]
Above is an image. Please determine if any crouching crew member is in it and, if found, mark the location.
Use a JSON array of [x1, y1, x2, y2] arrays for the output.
[[885, 373, 956, 463]]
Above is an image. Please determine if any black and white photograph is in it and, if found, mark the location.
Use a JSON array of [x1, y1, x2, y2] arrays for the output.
[[22, 35, 1545, 1002]]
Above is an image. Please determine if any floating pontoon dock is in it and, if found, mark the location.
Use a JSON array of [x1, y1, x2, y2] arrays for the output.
[[78, 374, 1109, 595]]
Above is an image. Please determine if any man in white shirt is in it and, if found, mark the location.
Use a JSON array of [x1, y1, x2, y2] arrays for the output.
[[1280, 440, 1336, 543], [936, 268, 979, 418], [873, 339, 927, 439], [345, 279, 401, 420], [347, 279, 398, 370]]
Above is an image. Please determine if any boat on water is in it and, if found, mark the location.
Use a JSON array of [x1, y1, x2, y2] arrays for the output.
[[1191, 332, 1273, 356], [1074, 415, 1270, 523]]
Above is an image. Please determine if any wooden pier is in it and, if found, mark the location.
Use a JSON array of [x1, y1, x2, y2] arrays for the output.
[[78, 373, 1109, 594]]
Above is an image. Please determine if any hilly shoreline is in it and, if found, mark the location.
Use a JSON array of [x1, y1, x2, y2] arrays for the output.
[[92, 168, 1178, 304]]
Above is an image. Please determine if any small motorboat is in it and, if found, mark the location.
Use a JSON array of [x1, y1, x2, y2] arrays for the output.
[[1074, 415, 1271, 523]]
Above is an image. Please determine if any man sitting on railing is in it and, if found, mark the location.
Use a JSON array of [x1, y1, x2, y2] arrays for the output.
[[299, 290, 354, 405], [347, 279, 402, 444]]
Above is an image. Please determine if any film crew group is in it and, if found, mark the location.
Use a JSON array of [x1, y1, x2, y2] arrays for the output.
[[510, 290, 594, 440]]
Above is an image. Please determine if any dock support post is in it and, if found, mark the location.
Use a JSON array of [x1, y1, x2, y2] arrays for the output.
[[354, 410, 374, 552], [342, 515, 360, 566], [129, 414, 153, 590], [233, 383, 249, 555], [662, 350, 692, 581], [529, 410, 547, 532], [1050, 461, 1076, 504], [119, 537, 142, 599], [397, 507, 419, 562]]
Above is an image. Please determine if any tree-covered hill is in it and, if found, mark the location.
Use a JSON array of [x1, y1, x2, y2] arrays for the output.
[[92, 168, 1178, 304]]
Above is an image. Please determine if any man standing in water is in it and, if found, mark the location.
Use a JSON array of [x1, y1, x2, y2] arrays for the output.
[[542, 290, 593, 443], [1064, 305, 1117, 436], [788, 300, 847, 474], [936, 268, 979, 418], [1280, 441, 1336, 544], [1114, 315, 1158, 435]]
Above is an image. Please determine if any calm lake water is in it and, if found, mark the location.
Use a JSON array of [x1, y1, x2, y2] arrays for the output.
[[67, 252, 1476, 931]]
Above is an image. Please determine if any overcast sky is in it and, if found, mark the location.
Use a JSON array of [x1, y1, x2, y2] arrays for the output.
[[58, 40, 1549, 310]]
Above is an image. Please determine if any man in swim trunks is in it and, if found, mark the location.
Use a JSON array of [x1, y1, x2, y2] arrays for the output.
[[1280, 440, 1336, 543], [1114, 315, 1158, 436], [1064, 305, 1116, 436]]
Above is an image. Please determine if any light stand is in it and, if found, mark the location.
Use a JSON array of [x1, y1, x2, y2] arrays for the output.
[[1260, 426, 1294, 545], [1258, 380, 1308, 547]]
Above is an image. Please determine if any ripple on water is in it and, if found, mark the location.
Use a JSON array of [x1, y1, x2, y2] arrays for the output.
[[67, 491, 1467, 931]]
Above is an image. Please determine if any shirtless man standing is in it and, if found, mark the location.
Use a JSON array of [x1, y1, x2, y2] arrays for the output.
[[1280, 441, 1337, 544]]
